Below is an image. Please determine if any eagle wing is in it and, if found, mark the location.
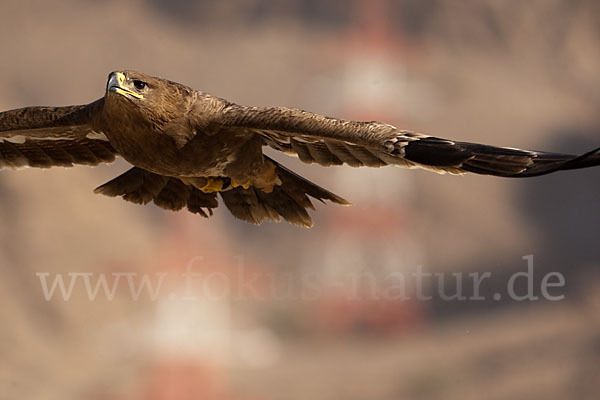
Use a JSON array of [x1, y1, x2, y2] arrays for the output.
[[0, 99, 117, 169], [221, 105, 600, 177]]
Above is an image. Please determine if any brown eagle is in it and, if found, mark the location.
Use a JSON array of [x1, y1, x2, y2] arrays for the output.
[[1, 71, 598, 227]]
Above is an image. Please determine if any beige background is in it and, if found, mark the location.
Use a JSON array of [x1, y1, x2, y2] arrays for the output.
[[1, 1, 599, 399]]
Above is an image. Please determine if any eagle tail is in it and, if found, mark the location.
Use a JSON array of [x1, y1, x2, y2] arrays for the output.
[[400, 137, 600, 177], [219, 158, 349, 228], [94, 163, 348, 227]]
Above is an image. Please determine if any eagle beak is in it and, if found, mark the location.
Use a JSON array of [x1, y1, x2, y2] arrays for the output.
[[107, 72, 144, 99]]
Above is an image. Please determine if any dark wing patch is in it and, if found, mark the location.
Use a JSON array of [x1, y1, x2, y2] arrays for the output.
[[0, 100, 118, 169], [402, 138, 600, 177]]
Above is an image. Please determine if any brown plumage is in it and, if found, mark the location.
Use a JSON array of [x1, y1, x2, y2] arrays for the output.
[[1, 70, 598, 227]]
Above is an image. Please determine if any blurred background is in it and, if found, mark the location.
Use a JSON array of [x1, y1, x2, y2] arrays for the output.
[[1, 0, 600, 399]]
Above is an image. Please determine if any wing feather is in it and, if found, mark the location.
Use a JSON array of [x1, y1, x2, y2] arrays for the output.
[[221, 104, 600, 177], [221, 104, 424, 169], [0, 99, 117, 169]]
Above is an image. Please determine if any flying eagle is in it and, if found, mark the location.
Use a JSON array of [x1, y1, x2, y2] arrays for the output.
[[1, 71, 598, 227]]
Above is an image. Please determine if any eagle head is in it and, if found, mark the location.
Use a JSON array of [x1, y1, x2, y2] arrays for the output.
[[104, 70, 198, 148], [105, 70, 194, 116]]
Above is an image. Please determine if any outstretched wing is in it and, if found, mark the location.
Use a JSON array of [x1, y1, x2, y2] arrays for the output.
[[221, 105, 600, 177], [0, 99, 117, 169]]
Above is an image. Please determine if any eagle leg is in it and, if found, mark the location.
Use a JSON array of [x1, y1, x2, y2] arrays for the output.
[[231, 179, 251, 189], [181, 176, 231, 193], [199, 177, 227, 193]]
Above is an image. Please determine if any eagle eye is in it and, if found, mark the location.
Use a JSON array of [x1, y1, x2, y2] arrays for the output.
[[133, 80, 148, 90]]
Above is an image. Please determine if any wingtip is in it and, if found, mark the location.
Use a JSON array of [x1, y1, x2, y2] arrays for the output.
[[93, 184, 109, 196], [328, 193, 352, 206]]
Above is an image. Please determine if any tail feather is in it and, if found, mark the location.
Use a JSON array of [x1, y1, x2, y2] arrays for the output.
[[94, 167, 168, 204], [220, 157, 349, 227], [219, 188, 283, 225], [94, 167, 219, 217], [269, 156, 350, 206], [153, 179, 192, 211], [94, 161, 348, 227]]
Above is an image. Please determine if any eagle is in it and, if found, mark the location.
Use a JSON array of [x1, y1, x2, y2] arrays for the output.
[[1, 71, 598, 227]]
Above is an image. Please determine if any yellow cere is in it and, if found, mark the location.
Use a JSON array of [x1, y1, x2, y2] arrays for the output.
[[114, 72, 143, 99]]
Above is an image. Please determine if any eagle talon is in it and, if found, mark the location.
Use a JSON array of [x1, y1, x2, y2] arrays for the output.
[[231, 179, 251, 189], [199, 177, 225, 193]]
